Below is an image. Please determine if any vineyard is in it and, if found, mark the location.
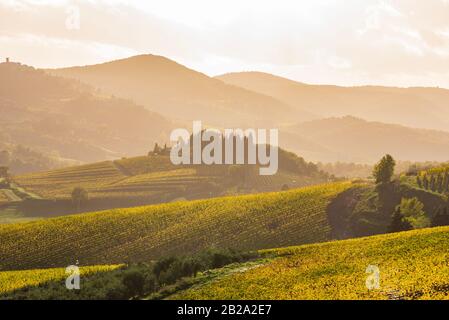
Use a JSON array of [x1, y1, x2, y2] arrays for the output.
[[0, 181, 354, 270], [14, 161, 126, 200], [115, 155, 179, 175], [245, 171, 319, 192], [12, 154, 330, 218], [13, 155, 317, 200], [0, 265, 120, 297], [13, 158, 216, 202], [172, 226, 449, 300]]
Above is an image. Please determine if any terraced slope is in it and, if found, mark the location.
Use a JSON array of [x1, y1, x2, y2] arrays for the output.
[[115, 156, 178, 175], [0, 182, 354, 270], [14, 161, 125, 200], [14, 157, 209, 201], [12, 152, 330, 220], [173, 226, 449, 300]]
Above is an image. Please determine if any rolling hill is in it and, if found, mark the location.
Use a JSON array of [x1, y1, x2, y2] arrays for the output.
[[172, 226, 449, 300], [0, 61, 174, 164], [48, 55, 316, 128], [0, 143, 80, 175], [5, 223, 449, 300], [0, 181, 354, 270], [217, 71, 449, 132], [280, 116, 449, 163], [11, 58, 449, 165], [8, 149, 329, 218]]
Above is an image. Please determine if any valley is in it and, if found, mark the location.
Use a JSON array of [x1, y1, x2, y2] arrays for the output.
[[2, 54, 449, 301]]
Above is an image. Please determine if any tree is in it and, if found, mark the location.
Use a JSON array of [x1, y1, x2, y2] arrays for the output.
[[429, 174, 436, 192], [397, 197, 430, 229], [388, 207, 412, 233], [432, 207, 449, 227], [437, 173, 444, 193], [373, 154, 396, 184], [71, 187, 88, 211], [153, 143, 161, 154], [444, 170, 449, 193], [422, 173, 429, 190], [122, 271, 145, 297], [416, 175, 422, 188]]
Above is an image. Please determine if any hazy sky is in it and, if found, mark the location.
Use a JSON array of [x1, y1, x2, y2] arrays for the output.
[[1, 0, 449, 87]]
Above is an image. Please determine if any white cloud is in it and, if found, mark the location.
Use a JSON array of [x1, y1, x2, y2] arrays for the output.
[[1, 0, 449, 87]]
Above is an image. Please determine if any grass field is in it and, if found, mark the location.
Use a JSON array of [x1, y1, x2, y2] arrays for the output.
[[172, 226, 449, 300], [0, 181, 354, 270], [0, 265, 121, 297]]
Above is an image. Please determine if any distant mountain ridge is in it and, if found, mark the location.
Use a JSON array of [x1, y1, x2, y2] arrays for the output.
[[0, 62, 174, 163], [217, 71, 449, 132], [280, 116, 449, 163], [39, 55, 449, 164], [48, 55, 317, 128]]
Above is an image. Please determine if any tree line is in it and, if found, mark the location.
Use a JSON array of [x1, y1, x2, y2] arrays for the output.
[[372, 154, 449, 233], [2, 248, 259, 300], [417, 169, 449, 194]]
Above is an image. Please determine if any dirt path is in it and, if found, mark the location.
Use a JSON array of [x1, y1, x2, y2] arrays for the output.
[[0, 189, 22, 202]]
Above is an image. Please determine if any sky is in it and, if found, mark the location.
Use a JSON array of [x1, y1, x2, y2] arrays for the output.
[[1, 0, 449, 87]]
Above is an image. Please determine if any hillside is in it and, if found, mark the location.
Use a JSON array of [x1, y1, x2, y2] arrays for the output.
[[172, 226, 449, 300], [328, 180, 446, 238], [49, 55, 315, 128], [0, 62, 174, 163], [0, 143, 80, 175], [217, 72, 449, 132], [9, 149, 329, 218], [0, 181, 353, 270], [280, 116, 449, 163]]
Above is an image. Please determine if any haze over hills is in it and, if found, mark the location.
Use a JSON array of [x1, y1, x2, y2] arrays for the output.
[[44, 54, 449, 165], [0, 62, 174, 165], [49, 55, 316, 128], [281, 116, 449, 163], [217, 72, 449, 132], [3, 55, 449, 167]]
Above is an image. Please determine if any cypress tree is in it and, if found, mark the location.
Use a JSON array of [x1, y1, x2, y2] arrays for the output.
[[437, 173, 444, 193], [388, 207, 413, 233], [430, 174, 436, 192], [423, 173, 429, 190], [444, 170, 449, 193], [416, 175, 422, 188]]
